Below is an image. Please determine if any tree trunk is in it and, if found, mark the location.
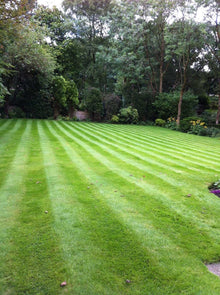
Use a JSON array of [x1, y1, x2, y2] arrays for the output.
[[159, 24, 165, 94], [177, 87, 184, 126], [53, 100, 59, 120], [159, 69, 163, 94], [176, 57, 189, 126], [68, 105, 74, 119], [216, 92, 220, 125], [4, 99, 9, 118]]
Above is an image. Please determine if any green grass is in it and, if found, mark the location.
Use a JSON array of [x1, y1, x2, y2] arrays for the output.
[[0, 119, 220, 295]]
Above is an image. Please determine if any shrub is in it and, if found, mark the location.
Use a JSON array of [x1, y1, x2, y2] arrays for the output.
[[153, 90, 198, 120], [8, 106, 25, 118], [118, 106, 139, 124], [51, 75, 67, 119], [165, 117, 177, 130], [205, 127, 220, 138], [111, 115, 119, 123], [208, 179, 220, 197], [155, 118, 166, 127], [84, 87, 103, 121], [208, 179, 220, 190], [201, 109, 217, 125], [188, 119, 207, 135], [66, 80, 79, 119], [103, 93, 121, 120], [179, 116, 202, 133]]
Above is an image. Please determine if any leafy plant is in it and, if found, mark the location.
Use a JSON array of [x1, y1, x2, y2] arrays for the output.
[[118, 106, 139, 124], [66, 80, 79, 119], [155, 118, 166, 127], [179, 116, 202, 133], [208, 179, 220, 191], [51, 75, 67, 120], [104, 93, 121, 120], [111, 114, 119, 123], [84, 87, 103, 121], [208, 179, 220, 197], [154, 91, 198, 120], [188, 119, 207, 135], [8, 106, 25, 118], [165, 117, 177, 130]]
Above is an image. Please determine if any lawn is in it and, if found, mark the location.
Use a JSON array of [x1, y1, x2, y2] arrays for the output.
[[0, 119, 220, 295]]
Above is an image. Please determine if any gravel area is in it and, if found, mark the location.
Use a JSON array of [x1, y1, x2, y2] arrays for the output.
[[206, 263, 220, 277]]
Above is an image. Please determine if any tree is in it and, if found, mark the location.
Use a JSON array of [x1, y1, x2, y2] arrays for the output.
[[34, 5, 68, 45], [165, 17, 206, 125], [62, 0, 113, 88], [51, 76, 66, 119], [0, 0, 38, 111], [0, 0, 36, 23], [66, 80, 79, 118], [103, 93, 121, 120], [1, 22, 55, 117], [201, 0, 220, 124], [84, 87, 103, 120]]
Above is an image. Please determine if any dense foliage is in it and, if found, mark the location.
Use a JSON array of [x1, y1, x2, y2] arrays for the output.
[[0, 0, 219, 133]]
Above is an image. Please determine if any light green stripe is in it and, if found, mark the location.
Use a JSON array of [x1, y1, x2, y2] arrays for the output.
[[0, 120, 32, 293], [50, 121, 219, 243]]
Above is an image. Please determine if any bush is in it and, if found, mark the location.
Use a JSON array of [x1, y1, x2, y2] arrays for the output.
[[206, 127, 220, 137], [111, 115, 119, 123], [179, 116, 202, 133], [8, 106, 25, 118], [155, 118, 166, 127], [84, 87, 103, 121], [178, 118, 220, 137], [103, 93, 121, 120], [24, 90, 53, 119], [165, 117, 177, 130], [188, 119, 207, 135], [153, 90, 198, 120], [118, 106, 139, 124], [208, 179, 220, 191], [201, 109, 217, 125], [208, 179, 220, 197]]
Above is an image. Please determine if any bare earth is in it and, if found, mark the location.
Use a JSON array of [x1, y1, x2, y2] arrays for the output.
[[206, 263, 220, 277]]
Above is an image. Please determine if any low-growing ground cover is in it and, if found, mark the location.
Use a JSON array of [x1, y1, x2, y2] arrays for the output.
[[0, 119, 220, 295]]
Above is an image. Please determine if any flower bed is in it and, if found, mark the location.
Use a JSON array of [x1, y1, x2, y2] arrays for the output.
[[208, 180, 220, 198]]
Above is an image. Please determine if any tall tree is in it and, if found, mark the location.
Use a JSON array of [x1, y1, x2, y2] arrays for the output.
[[62, 0, 113, 87], [165, 2, 206, 125], [66, 80, 79, 118], [201, 0, 220, 124], [51, 75, 66, 119]]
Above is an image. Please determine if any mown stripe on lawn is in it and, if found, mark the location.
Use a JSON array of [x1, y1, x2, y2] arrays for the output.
[[4, 120, 66, 295], [0, 120, 32, 294], [0, 119, 14, 131], [79, 122, 220, 170], [45, 120, 220, 294], [38, 120, 179, 295], [108, 123, 220, 157], [91, 122, 220, 159], [55, 123, 218, 251], [59, 121, 219, 208], [0, 120, 28, 187], [72, 122, 199, 175], [70, 122, 219, 178]]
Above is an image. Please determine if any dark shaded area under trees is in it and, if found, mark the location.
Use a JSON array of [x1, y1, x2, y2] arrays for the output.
[[0, 0, 219, 133]]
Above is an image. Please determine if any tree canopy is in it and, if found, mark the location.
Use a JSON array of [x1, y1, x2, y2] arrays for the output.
[[0, 0, 219, 128]]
